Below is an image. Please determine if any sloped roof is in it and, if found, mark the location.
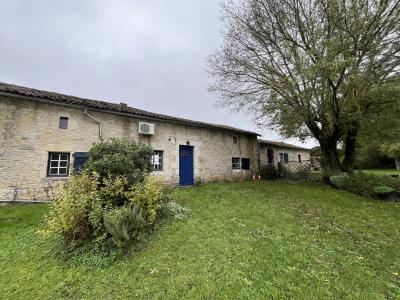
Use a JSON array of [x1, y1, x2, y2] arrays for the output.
[[258, 139, 310, 151], [0, 82, 259, 136]]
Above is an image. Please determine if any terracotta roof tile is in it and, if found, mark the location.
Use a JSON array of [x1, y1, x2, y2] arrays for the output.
[[0, 82, 259, 136], [258, 139, 310, 151]]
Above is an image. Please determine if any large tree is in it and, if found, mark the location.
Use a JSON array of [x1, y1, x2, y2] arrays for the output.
[[359, 84, 400, 169], [208, 0, 400, 181]]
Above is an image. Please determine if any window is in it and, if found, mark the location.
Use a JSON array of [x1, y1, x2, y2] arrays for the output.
[[151, 151, 163, 171], [233, 136, 238, 144], [267, 149, 274, 164], [241, 158, 250, 170], [279, 152, 289, 163], [59, 117, 68, 129], [47, 152, 70, 177], [73, 152, 89, 173], [232, 157, 241, 169], [298, 154, 302, 163]]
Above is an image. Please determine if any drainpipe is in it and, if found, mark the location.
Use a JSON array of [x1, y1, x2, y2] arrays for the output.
[[84, 109, 103, 140], [257, 141, 261, 176]]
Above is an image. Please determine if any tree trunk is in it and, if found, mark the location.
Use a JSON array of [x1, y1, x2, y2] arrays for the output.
[[342, 128, 358, 173], [395, 158, 400, 170], [319, 139, 342, 184]]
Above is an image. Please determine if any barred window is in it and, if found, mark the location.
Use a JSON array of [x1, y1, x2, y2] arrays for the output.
[[47, 152, 70, 177], [151, 151, 163, 171], [232, 157, 241, 169]]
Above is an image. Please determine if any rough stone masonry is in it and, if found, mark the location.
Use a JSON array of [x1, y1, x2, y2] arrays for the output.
[[0, 83, 259, 201]]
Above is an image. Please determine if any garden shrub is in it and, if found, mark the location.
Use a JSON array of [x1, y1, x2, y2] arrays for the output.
[[373, 186, 397, 200], [40, 138, 190, 251], [330, 172, 400, 201], [104, 204, 147, 249], [40, 173, 105, 247], [260, 165, 278, 180], [126, 176, 166, 224], [41, 173, 171, 249], [330, 175, 350, 189], [84, 138, 152, 186]]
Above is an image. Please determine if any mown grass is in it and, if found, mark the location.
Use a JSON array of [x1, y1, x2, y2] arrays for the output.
[[1, 181, 400, 299]]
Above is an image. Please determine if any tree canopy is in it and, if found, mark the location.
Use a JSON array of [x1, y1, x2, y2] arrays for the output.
[[208, 0, 400, 178]]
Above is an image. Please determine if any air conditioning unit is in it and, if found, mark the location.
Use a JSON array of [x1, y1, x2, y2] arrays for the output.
[[139, 122, 155, 135]]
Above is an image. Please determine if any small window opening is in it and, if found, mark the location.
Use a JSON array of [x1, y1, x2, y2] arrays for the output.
[[151, 151, 163, 171], [232, 157, 241, 169], [59, 117, 68, 129]]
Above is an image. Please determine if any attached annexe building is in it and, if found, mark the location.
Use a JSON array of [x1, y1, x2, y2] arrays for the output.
[[0, 83, 260, 201], [258, 139, 311, 166]]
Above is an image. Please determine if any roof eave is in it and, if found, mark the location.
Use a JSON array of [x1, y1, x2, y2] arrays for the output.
[[0, 90, 260, 137]]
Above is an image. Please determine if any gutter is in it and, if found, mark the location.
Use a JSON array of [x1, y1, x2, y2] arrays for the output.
[[84, 109, 103, 140]]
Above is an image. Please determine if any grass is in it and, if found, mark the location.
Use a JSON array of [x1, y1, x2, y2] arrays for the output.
[[1, 181, 400, 299], [362, 169, 400, 176]]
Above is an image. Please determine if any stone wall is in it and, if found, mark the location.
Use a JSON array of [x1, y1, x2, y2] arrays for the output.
[[0, 96, 258, 201], [259, 144, 311, 167]]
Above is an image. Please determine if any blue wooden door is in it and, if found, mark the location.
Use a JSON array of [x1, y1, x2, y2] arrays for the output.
[[179, 145, 194, 186]]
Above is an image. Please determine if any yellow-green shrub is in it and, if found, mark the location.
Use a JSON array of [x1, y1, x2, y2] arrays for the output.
[[40, 171, 169, 249], [40, 172, 105, 246], [126, 176, 165, 223]]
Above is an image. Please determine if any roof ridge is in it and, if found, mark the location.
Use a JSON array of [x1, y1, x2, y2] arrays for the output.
[[258, 138, 310, 150]]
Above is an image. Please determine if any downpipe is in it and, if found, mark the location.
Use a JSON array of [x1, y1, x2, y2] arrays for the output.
[[84, 109, 103, 140]]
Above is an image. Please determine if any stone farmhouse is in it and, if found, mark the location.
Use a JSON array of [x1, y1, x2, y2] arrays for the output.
[[0, 83, 261, 201], [258, 139, 311, 166], [0, 83, 310, 202]]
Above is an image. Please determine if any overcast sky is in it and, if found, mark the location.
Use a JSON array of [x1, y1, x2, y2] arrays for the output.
[[0, 1, 315, 147]]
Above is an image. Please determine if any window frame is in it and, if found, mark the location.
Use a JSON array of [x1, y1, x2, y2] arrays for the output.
[[151, 150, 164, 171], [232, 157, 241, 169], [47, 152, 70, 177], [298, 154, 302, 163], [59, 116, 69, 129], [279, 152, 289, 163]]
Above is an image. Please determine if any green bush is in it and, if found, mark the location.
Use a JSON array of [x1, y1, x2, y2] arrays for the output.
[[104, 204, 147, 249], [39, 173, 105, 247], [40, 138, 190, 251], [330, 172, 400, 201], [260, 165, 279, 180], [40, 173, 173, 249], [373, 186, 397, 200], [84, 138, 152, 186], [126, 176, 166, 224], [330, 175, 350, 189]]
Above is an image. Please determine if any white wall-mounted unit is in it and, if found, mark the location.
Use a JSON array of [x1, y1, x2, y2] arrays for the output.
[[139, 122, 155, 135]]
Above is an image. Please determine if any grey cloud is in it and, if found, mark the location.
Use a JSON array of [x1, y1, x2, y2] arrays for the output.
[[0, 0, 316, 147]]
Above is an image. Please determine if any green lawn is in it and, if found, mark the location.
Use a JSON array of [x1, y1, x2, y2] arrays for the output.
[[362, 169, 400, 176], [1, 181, 400, 299]]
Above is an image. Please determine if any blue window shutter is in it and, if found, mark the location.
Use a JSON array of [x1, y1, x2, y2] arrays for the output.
[[284, 153, 289, 163], [241, 158, 250, 170], [73, 152, 89, 171]]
